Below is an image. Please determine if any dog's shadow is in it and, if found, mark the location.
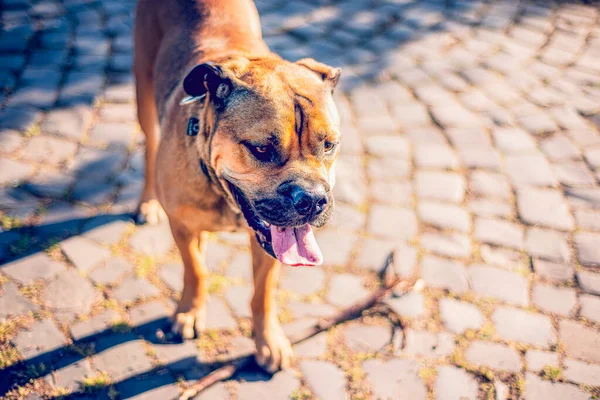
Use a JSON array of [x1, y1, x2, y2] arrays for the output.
[[0, 315, 274, 399]]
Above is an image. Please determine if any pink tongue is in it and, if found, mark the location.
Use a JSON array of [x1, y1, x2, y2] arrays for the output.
[[270, 224, 323, 267]]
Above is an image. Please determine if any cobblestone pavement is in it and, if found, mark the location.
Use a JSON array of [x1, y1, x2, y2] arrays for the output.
[[1, 0, 600, 399]]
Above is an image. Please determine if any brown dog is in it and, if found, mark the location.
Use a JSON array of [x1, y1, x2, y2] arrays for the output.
[[133, 0, 341, 371]]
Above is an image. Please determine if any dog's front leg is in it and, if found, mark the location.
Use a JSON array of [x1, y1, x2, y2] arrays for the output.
[[170, 221, 208, 339], [250, 232, 293, 373]]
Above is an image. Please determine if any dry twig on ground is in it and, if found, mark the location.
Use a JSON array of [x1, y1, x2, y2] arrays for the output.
[[177, 252, 417, 400]]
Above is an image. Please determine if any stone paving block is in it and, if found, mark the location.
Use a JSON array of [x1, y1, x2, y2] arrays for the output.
[[21, 135, 77, 164], [287, 300, 336, 319], [414, 144, 459, 169], [355, 238, 405, 274], [541, 133, 581, 161], [474, 217, 524, 250], [402, 330, 454, 358], [390, 102, 431, 129], [364, 136, 410, 158], [418, 201, 471, 233], [525, 373, 589, 400], [88, 122, 134, 149], [370, 181, 413, 206], [326, 203, 366, 233], [367, 205, 417, 240], [363, 358, 427, 400], [154, 339, 200, 372], [224, 285, 252, 318], [115, 370, 180, 399], [493, 306, 555, 347], [13, 319, 67, 361], [446, 128, 491, 148], [44, 269, 100, 322], [457, 147, 502, 170], [526, 350, 559, 372], [435, 366, 478, 400], [525, 227, 570, 263], [206, 297, 237, 330], [517, 187, 574, 230], [129, 223, 174, 257], [70, 147, 127, 180], [89, 257, 131, 285], [578, 270, 600, 296], [366, 157, 412, 181], [327, 274, 368, 307], [532, 284, 576, 316], [404, 127, 446, 144], [385, 292, 426, 319], [439, 298, 483, 334], [226, 251, 252, 280], [280, 266, 325, 296], [505, 154, 558, 187], [414, 171, 466, 203], [61, 236, 112, 272], [112, 277, 160, 303], [563, 358, 600, 386], [468, 198, 513, 218], [0, 106, 42, 133], [420, 232, 471, 258], [70, 309, 121, 341], [470, 264, 529, 306], [493, 127, 537, 153], [533, 259, 574, 283], [0, 158, 34, 186], [158, 262, 183, 293], [580, 294, 600, 324], [237, 370, 300, 400], [72, 179, 116, 206], [495, 379, 509, 400], [129, 300, 171, 331], [575, 232, 600, 267], [469, 171, 512, 199], [553, 161, 595, 187], [560, 319, 600, 363], [299, 360, 346, 400], [0, 129, 24, 153], [421, 255, 469, 293], [343, 323, 392, 353], [23, 170, 74, 198], [465, 341, 521, 372], [46, 357, 93, 392], [93, 339, 154, 381], [290, 326, 328, 357], [0, 282, 38, 319], [205, 241, 235, 272], [315, 230, 358, 268]]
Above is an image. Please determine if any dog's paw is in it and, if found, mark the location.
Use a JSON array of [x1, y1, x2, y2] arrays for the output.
[[171, 306, 207, 339], [135, 199, 167, 225], [254, 322, 293, 373]]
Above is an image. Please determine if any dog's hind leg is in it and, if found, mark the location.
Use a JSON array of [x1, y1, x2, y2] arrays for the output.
[[133, 1, 166, 225], [250, 232, 293, 372], [170, 222, 208, 339]]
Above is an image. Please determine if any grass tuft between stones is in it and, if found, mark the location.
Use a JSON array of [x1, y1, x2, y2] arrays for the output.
[[81, 372, 112, 392]]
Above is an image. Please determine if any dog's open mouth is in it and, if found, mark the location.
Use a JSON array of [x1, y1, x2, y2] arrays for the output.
[[228, 183, 323, 267]]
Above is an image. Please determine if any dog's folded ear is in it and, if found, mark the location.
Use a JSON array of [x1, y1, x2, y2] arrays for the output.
[[295, 58, 341, 90], [183, 62, 232, 101]]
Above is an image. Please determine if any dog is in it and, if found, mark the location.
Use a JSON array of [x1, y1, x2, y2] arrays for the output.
[[133, 0, 342, 371]]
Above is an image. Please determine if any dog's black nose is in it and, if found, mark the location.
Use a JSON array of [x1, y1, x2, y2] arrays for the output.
[[287, 184, 328, 216]]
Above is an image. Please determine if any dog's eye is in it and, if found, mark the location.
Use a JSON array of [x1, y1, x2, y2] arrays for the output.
[[246, 143, 276, 162], [324, 140, 337, 153]]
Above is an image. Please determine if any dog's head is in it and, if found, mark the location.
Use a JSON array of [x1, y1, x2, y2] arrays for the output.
[[183, 56, 341, 266]]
